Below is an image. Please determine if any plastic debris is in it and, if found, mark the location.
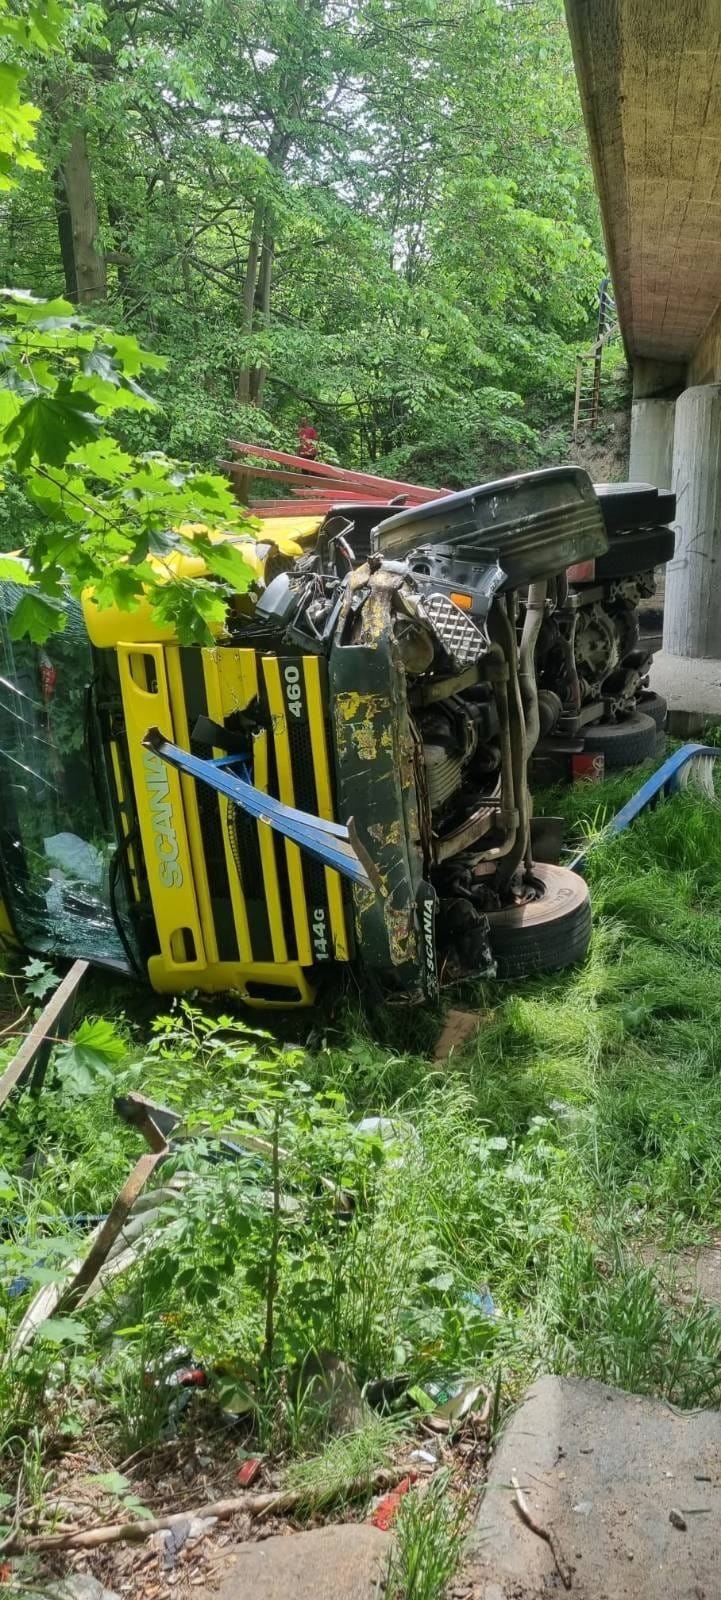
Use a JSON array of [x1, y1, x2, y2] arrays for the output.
[[144, 1347, 208, 1391], [370, 1474, 416, 1530], [237, 1457, 262, 1487], [410, 1376, 487, 1429], [462, 1283, 501, 1319], [355, 1116, 419, 1167], [43, 832, 104, 886], [45, 1578, 120, 1600]]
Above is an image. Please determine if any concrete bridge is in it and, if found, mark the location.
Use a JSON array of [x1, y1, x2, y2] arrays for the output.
[[565, 0, 721, 720]]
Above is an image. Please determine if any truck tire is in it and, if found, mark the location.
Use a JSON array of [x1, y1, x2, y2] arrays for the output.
[[595, 482, 676, 534], [592, 524, 675, 581], [486, 864, 591, 979], [583, 710, 657, 768], [637, 691, 667, 730]]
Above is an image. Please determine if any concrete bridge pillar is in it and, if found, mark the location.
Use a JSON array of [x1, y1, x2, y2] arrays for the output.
[[629, 397, 675, 489], [664, 383, 721, 660]]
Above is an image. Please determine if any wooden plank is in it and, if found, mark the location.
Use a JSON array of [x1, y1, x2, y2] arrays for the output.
[[0, 959, 89, 1111], [12, 1142, 168, 1352], [56, 1149, 167, 1315]]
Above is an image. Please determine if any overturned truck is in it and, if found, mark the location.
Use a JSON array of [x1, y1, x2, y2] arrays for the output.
[[0, 466, 608, 1008]]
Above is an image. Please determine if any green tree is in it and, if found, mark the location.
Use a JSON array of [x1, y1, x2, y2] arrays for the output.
[[1, 0, 605, 509], [0, 0, 259, 643]]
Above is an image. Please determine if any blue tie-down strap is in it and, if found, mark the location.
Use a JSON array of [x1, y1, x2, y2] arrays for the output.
[[570, 743, 721, 875], [142, 727, 379, 894]]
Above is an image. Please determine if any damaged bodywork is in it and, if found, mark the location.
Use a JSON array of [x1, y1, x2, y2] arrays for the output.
[[0, 466, 608, 1006]]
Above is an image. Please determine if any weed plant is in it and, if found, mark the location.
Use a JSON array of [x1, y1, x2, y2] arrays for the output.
[[3, 771, 721, 1517]]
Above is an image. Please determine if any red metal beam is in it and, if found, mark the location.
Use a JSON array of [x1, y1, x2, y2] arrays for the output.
[[220, 461, 421, 498], [224, 441, 447, 500], [250, 499, 396, 517], [222, 462, 430, 503]]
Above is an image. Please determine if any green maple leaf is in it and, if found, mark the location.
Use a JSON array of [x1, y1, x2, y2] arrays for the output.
[[36, 1317, 88, 1346], [8, 591, 67, 644], [106, 332, 167, 377], [193, 536, 256, 592], [6, 384, 101, 470], [0, 555, 29, 584]]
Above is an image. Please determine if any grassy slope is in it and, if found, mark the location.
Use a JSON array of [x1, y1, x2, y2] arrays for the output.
[[3, 755, 721, 1479]]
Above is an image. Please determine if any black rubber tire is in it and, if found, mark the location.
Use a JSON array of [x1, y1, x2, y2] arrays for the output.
[[594, 482, 676, 534], [592, 524, 675, 581], [486, 863, 592, 979], [583, 710, 657, 768], [637, 691, 667, 731]]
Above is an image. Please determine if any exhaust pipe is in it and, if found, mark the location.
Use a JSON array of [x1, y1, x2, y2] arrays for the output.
[[519, 580, 547, 758]]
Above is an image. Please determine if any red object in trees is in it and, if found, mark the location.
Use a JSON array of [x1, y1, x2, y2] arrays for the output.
[[298, 423, 319, 460], [39, 652, 57, 701]]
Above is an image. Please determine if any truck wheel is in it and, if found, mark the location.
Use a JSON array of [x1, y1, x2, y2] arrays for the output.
[[486, 864, 591, 979], [592, 524, 675, 581], [583, 710, 657, 768], [637, 691, 667, 730]]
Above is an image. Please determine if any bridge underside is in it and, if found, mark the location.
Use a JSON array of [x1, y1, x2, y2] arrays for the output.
[[565, 0, 721, 701]]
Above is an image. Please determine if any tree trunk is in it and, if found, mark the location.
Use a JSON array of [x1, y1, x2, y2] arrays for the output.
[[237, 128, 290, 403], [249, 222, 274, 407], [106, 196, 132, 311], [237, 197, 266, 403], [55, 129, 106, 304]]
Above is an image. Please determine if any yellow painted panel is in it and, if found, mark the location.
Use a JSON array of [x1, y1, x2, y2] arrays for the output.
[[82, 519, 321, 647], [200, 648, 255, 963], [0, 897, 17, 949], [147, 954, 315, 1005], [252, 728, 288, 964], [261, 656, 313, 966], [117, 643, 205, 972], [165, 647, 219, 966], [109, 740, 140, 900], [302, 655, 349, 961]]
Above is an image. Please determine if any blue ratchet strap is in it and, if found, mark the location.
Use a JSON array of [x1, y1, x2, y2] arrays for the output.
[[142, 727, 378, 892], [570, 742, 721, 874]]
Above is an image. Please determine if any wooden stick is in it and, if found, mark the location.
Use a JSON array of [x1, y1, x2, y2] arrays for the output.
[[56, 1149, 166, 1315], [3, 1468, 408, 1555], [511, 1474, 572, 1590], [0, 961, 88, 1110]]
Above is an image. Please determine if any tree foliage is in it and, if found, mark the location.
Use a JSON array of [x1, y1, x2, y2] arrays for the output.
[[0, 0, 257, 643], [0, 0, 604, 635]]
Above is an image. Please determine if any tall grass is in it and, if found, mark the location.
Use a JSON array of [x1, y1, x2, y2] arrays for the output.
[[4, 772, 721, 1483]]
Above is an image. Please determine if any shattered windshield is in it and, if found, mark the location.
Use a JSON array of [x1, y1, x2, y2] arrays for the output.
[[0, 584, 132, 968]]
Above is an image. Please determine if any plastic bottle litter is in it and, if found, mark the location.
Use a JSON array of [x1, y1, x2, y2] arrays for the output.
[[462, 1283, 501, 1320]]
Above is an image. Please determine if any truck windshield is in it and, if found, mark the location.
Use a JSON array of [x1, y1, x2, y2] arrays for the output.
[[0, 584, 133, 969]]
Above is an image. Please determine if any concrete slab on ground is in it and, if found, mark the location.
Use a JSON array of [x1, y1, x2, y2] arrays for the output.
[[649, 650, 721, 722], [191, 1523, 390, 1600], [637, 1239, 721, 1308], [466, 1374, 721, 1600]]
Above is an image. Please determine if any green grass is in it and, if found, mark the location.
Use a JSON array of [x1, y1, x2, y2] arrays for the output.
[[4, 752, 721, 1524], [281, 1416, 404, 1512], [385, 1470, 471, 1600]]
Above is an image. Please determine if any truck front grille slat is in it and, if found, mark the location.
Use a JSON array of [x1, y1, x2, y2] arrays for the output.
[[171, 647, 346, 974]]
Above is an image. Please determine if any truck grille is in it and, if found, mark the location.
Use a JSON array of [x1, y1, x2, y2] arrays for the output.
[[179, 647, 349, 969]]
